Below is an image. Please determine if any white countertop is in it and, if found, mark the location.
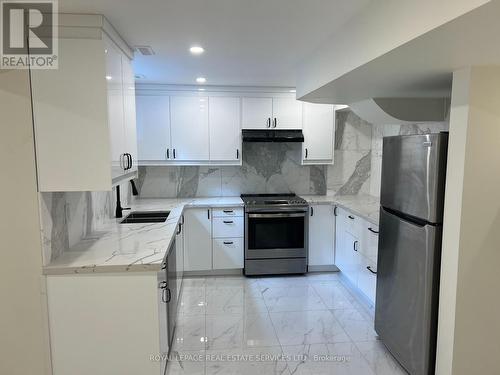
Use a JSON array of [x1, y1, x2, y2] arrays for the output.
[[302, 192, 380, 225], [43, 197, 243, 275], [43, 194, 379, 275]]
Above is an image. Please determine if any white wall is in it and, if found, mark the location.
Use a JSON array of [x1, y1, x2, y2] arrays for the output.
[[437, 66, 500, 374], [296, 0, 490, 98], [0, 70, 51, 374]]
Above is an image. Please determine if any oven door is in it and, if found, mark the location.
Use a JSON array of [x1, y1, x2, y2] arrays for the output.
[[245, 211, 307, 259]]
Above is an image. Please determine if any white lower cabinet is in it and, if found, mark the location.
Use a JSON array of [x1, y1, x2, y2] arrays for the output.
[[335, 207, 378, 305], [184, 207, 244, 272], [308, 204, 335, 266], [184, 208, 212, 271], [46, 273, 166, 375], [212, 238, 244, 269]]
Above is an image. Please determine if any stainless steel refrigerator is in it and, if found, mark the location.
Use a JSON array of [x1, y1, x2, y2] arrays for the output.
[[375, 133, 448, 375]]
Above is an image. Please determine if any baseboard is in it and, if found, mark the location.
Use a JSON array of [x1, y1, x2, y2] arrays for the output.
[[184, 269, 243, 277], [308, 265, 339, 272]]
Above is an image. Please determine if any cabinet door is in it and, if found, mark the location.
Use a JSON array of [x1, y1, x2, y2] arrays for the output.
[[184, 208, 212, 271], [121, 55, 138, 172], [272, 98, 302, 129], [308, 205, 335, 266], [302, 103, 334, 163], [104, 38, 126, 179], [136, 95, 171, 162], [31, 38, 111, 191], [170, 96, 209, 161], [213, 238, 244, 269], [242, 97, 272, 129], [209, 97, 241, 161], [175, 221, 184, 299]]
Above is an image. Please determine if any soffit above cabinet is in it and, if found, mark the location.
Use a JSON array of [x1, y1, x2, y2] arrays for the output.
[[297, 0, 498, 104]]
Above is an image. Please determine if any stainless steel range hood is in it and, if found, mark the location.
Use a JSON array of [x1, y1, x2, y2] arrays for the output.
[[242, 129, 304, 143]]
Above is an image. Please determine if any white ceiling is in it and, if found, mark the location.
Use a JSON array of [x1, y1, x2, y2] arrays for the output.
[[59, 0, 371, 87]]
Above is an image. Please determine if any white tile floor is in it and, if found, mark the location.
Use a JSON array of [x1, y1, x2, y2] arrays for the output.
[[167, 273, 407, 375]]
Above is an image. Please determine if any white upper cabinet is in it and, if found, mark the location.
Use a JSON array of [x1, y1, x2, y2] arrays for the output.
[[209, 97, 241, 162], [242, 97, 273, 129], [136, 95, 171, 162], [272, 98, 303, 129], [242, 96, 303, 130], [104, 39, 126, 180], [121, 56, 138, 173], [302, 103, 335, 164], [170, 96, 210, 161]]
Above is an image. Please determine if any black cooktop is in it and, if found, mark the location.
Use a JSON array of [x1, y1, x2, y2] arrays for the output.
[[240, 193, 307, 206]]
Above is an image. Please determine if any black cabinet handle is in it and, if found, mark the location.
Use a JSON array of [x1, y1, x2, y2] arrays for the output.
[[334, 206, 338, 216], [273, 118, 277, 128], [236, 149, 239, 159], [223, 220, 234, 224], [163, 288, 171, 303], [368, 227, 379, 234], [353, 240, 358, 251], [267, 118, 271, 128], [173, 149, 176, 159], [223, 210, 234, 214], [348, 215, 355, 220], [367, 266, 377, 275], [310, 206, 314, 217], [176, 223, 182, 235], [127, 153, 133, 170], [223, 241, 234, 245], [305, 148, 308, 159], [166, 148, 170, 159], [207, 209, 210, 220]]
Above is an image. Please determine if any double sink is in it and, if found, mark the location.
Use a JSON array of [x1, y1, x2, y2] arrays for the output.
[[120, 211, 170, 224]]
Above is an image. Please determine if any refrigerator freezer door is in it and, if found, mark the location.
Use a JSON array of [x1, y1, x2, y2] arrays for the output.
[[375, 208, 442, 375], [380, 133, 448, 223]]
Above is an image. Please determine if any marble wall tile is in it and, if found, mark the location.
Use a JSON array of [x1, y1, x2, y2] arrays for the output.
[[137, 142, 327, 198]]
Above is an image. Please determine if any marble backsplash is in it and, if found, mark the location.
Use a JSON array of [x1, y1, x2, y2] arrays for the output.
[[136, 142, 327, 198], [39, 181, 132, 264]]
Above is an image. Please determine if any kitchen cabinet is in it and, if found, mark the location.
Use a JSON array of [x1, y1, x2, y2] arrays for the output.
[[209, 97, 241, 162], [302, 103, 335, 164], [242, 96, 302, 130], [335, 207, 378, 305], [136, 95, 171, 161], [184, 208, 212, 271], [170, 96, 210, 161], [31, 24, 137, 191], [175, 216, 185, 299], [242, 97, 273, 129], [272, 97, 303, 129], [46, 273, 166, 375], [183, 207, 244, 272], [308, 204, 335, 267], [212, 238, 244, 270]]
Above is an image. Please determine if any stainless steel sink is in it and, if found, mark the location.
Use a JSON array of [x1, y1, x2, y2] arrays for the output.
[[120, 211, 170, 224]]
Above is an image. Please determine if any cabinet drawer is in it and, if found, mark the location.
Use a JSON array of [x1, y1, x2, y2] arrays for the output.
[[213, 238, 244, 269], [212, 207, 243, 218], [361, 222, 379, 266], [337, 207, 360, 234], [358, 257, 377, 305], [213, 216, 244, 238]]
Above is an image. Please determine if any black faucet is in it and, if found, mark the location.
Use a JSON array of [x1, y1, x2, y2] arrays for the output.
[[130, 179, 138, 196], [115, 185, 131, 218]]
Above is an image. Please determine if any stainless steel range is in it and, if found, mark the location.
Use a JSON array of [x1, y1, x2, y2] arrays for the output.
[[241, 193, 309, 276]]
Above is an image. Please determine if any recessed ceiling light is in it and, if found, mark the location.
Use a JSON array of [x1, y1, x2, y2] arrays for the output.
[[106, 75, 112, 81], [198, 88, 206, 91], [196, 77, 207, 84], [289, 89, 296, 93], [190, 46, 204, 55]]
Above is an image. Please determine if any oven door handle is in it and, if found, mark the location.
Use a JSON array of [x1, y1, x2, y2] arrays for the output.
[[248, 213, 306, 218]]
